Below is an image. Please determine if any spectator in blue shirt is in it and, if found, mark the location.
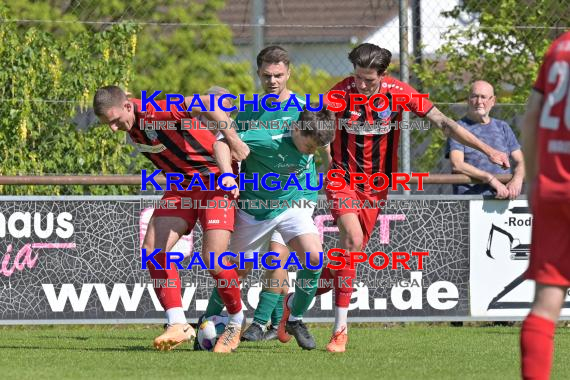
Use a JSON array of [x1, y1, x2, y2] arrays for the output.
[[446, 81, 525, 199]]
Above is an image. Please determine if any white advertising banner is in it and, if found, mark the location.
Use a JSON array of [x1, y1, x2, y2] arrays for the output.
[[470, 200, 570, 317]]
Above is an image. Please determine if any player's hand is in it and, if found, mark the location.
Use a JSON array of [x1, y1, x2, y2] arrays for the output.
[[488, 149, 510, 169], [489, 177, 509, 199], [505, 179, 523, 200], [217, 177, 239, 198], [229, 139, 250, 161]]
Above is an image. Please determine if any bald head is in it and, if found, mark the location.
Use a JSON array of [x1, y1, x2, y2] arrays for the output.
[[205, 86, 230, 97], [470, 81, 494, 97], [467, 80, 496, 123]]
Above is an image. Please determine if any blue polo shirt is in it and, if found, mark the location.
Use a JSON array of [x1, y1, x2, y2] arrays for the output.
[[446, 117, 520, 195]]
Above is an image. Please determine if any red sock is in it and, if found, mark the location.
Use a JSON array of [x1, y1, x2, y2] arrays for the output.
[[316, 266, 334, 296], [334, 267, 356, 307], [148, 251, 182, 310], [212, 269, 242, 314], [521, 313, 556, 380]]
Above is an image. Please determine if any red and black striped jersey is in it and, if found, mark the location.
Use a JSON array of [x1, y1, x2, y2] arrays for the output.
[[127, 98, 220, 186], [328, 76, 434, 193]]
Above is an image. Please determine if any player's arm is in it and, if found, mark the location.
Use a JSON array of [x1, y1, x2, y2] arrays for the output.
[[426, 107, 510, 168], [505, 150, 525, 200], [185, 95, 250, 161], [213, 139, 240, 198], [449, 150, 509, 199], [520, 90, 543, 206]]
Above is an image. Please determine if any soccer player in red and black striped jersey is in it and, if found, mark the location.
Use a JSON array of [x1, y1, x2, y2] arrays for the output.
[[317, 43, 511, 353], [93, 86, 248, 353], [520, 31, 570, 380]]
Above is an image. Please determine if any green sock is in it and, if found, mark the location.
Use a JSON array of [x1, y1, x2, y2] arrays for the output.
[[204, 287, 225, 317], [271, 294, 285, 326], [253, 290, 281, 326], [290, 269, 321, 318]]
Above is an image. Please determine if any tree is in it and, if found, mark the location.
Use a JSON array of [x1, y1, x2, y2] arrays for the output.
[[0, 4, 143, 195], [1, 0, 253, 195], [1, 0, 349, 194], [411, 0, 568, 172], [5, 0, 254, 96]]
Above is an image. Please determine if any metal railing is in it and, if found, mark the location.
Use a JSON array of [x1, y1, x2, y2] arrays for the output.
[[0, 174, 513, 186]]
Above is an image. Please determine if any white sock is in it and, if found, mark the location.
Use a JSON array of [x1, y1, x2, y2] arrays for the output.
[[252, 321, 267, 332], [229, 310, 244, 326], [288, 314, 302, 322], [165, 307, 187, 325], [334, 307, 348, 333], [287, 294, 302, 321]]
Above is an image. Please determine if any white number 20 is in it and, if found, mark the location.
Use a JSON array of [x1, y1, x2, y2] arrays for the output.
[[539, 61, 570, 130]]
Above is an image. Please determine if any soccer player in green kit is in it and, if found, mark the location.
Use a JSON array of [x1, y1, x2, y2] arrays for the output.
[[214, 103, 335, 350], [202, 46, 324, 343]]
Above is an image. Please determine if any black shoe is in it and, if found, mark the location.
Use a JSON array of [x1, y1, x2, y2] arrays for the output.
[[285, 320, 316, 350], [263, 325, 278, 341], [193, 314, 206, 351], [241, 322, 265, 342]]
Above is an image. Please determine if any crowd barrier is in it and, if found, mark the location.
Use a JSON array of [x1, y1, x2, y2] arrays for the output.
[[2, 194, 566, 324]]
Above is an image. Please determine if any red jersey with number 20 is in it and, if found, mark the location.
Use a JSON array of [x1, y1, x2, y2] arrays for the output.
[[328, 76, 433, 193], [533, 31, 570, 201]]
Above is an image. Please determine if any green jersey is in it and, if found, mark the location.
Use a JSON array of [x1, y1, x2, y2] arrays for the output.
[[235, 95, 318, 220], [235, 94, 304, 132]]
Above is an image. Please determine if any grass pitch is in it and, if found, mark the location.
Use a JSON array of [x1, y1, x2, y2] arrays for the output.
[[0, 323, 569, 380]]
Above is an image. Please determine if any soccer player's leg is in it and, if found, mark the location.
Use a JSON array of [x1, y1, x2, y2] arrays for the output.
[[521, 201, 570, 379], [204, 288, 225, 319], [316, 185, 360, 297], [324, 212, 363, 353], [146, 194, 198, 351], [201, 189, 236, 320], [242, 239, 289, 342], [207, 203, 278, 352], [274, 203, 321, 350], [521, 284, 567, 380], [197, 188, 243, 353], [198, 255, 252, 351], [328, 189, 385, 353], [318, 185, 359, 351], [280, 233, 322, 350], [201, 228, 243, 353], [204, 256, 252, 319], [267, 238, 290, 341]]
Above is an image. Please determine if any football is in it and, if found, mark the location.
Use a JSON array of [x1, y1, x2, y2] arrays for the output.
[[197, 314, 229, 351]]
